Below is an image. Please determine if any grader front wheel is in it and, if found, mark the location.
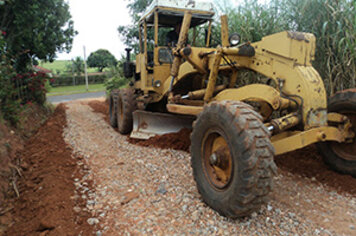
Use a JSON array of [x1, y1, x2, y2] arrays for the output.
[[190, 101, 277, 218]]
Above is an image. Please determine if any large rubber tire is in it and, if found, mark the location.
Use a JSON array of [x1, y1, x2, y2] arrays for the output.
[[317, 89, 356, 177], [117, 88, 136, 134], [190, 101, 277, 218], [109, 89, 119, 128]]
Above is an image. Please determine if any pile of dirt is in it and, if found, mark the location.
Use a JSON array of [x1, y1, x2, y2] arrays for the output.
[[6, 104, 95, 236], [0, 123, 24, 202], [128, 128, 192, 152], [0, 104, 52, 233], [275, 145, 356, 195], [87, 100, 109, 123]]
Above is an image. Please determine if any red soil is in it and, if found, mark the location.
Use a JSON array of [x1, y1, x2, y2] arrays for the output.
[[6, 104, 95, 236], [127, 128, 191, 152]]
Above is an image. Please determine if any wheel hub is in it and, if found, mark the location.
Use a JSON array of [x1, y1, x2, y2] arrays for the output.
[[209, 153, 218, 165], [203, 133, 233, 189]]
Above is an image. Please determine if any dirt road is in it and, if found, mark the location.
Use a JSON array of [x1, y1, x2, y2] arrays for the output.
[[7, 99, 356, 235]]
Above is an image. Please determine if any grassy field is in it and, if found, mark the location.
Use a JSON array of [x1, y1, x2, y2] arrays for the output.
[[40, 60, 69, 72], [40, 60, 99, 74], [47, 83, 106, 96]]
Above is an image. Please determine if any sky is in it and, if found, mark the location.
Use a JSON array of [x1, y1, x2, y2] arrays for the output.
[[56, 0, 132, 60], [56, 0, 247, 61]]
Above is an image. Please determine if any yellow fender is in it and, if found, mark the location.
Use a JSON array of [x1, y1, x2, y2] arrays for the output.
[[213, 84, 282, 110]]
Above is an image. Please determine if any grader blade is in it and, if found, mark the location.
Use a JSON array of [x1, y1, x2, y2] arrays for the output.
[[130, 111, 195, 140]]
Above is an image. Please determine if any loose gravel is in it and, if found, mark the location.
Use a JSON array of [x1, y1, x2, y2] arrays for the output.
[[63, 100, 356, 235]]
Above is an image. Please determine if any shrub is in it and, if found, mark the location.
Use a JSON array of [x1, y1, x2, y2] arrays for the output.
[[0, 34, 21, 125], [1, 33, 49, 124], [51, 74, 107, 87], [104, 76, 128, 93]]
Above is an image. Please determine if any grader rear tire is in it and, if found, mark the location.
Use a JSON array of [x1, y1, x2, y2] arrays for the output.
[[109, 89, 119, 128], [190, 101, 277, 218], [317, 89, 356, 177], [117, 88, 136, 134]]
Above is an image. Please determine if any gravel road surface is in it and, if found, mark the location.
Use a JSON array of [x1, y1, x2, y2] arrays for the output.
[[61, 99, 356, 235], [47, 91, 105, 104]]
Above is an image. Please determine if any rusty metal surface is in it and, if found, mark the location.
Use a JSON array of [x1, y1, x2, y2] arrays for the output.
[[287, 31, 310, 42], [270, 113, 300, 134], [330, 111, 356, 161]]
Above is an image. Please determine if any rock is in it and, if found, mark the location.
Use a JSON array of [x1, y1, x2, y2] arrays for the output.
[[155, 182, 167, 195], [267, 205, 273, 211], [87, 218, 99, 225], [73, 206, 81, 213], [96, 230, 102, 236], [121, 191, 139, 205], [288, 212, 295, 218], [251, 212, 258, 218], [350, 224, 355, 230], [87, 200, 95, 205], [191, 210, 200, 221], [38, 220, 55, 231]]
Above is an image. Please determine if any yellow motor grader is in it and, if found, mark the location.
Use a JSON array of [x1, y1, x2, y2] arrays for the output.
[[110, 0, 356, 218]]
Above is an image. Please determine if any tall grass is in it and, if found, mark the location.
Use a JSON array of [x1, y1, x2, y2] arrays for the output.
[[214, 0, 356, 95]]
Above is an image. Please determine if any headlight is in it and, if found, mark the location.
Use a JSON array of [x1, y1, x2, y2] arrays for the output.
[[154, 80, 161, 88], [229, 33, 241, 47]]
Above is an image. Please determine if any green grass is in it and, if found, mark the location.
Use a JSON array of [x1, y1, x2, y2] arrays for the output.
[[40, 60, 70, 73], [47, 83, 106, 96], [40, 60, 100, 74]]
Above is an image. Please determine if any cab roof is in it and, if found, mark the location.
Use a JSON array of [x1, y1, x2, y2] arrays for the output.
[[139, 0, 215, 27]]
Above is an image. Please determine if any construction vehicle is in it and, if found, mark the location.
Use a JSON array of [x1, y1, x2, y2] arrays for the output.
[[109, 0, 356, 218]]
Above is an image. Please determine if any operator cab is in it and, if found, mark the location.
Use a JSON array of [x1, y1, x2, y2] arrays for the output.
[[136, 0, 214, 92]]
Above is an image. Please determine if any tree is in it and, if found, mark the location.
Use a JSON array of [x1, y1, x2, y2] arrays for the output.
[[118, 0, 153, 52], [87, 49, 117, 72], [0, 0, 77, 71], [67, 56, 84, 76]]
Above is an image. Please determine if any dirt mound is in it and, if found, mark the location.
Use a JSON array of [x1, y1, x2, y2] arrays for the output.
[[0, 103, 52, 234], [275, 145, 356, 195], [128, 128, 192, 152], [6, 104, 94, 236], [88, 100, 109, 121], [0, 123, 24, 204]]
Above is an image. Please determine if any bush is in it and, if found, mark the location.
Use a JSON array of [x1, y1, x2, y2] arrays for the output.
[[104, 76, 128, 93], [50, 74, 107, 87], [0, 35, 20, 125], [0, 35, 48, 124]]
